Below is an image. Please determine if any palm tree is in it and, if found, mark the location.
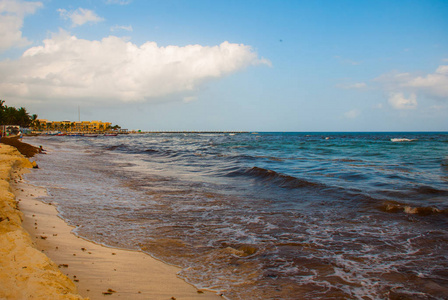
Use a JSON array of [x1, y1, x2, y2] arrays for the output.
[[30, 114, 38, 129], [3, 107, 18, 125], [16, 107, 30, 127], [0, 102, 33, 127]]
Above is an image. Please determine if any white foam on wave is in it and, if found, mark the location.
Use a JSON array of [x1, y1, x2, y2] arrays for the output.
[[390, 138, 416, 142]]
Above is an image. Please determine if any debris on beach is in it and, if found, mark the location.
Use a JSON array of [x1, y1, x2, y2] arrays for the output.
[[102, 288, 117, 295]]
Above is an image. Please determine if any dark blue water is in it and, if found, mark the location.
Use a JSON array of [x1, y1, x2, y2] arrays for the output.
[[26, 132, 448, 299]]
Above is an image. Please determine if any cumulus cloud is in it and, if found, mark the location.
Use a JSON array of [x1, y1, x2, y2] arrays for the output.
[[0, 0, 42, 52], [0, 30, 270, 104], [58, 8, 104, 27], [404, 65, 448, 99], [375, 65, 448, 110], [388, 92, 417, 110]]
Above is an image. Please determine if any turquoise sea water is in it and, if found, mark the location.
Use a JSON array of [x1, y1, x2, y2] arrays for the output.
[[26, 132, 448, 299]]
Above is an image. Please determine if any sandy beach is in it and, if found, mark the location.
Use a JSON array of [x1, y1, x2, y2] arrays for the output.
[[1, 140, 222, 300], [0, 143, 85, 299]]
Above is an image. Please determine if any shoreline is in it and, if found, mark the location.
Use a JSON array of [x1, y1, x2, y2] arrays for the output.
[[0, 144, 85, 299], [1, 141, 223, 300]]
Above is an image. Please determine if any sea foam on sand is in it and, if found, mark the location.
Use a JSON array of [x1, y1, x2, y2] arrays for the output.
[[0, 144, 86, 299]]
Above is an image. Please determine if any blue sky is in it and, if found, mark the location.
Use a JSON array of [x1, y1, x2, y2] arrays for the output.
[[0, 0, 447, 131]]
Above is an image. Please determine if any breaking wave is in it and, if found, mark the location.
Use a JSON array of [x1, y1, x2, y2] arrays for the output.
[[380, 200, 448, 216], [231, 166, 325, 189], [390, 138, 417, 142]]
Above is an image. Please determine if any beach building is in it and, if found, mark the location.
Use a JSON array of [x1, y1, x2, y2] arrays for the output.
[[33, 119, 112, 133]]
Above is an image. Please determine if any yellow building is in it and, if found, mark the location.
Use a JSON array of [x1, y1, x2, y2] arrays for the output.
[[33, 119, 112, 133], [33, 119, 50, 130]]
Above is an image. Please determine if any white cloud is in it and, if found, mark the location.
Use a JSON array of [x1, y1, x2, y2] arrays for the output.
[[436, 65, 448, 74], [58, 8, 104, 27], [375, 65, 448, 109], [404, 65, 448, 98], [0, 30, 270, 104], [343, 109, 361, 119], [0, 0, 42, 52], [388, 92, 417, 110], [110, 25, 133, 32]]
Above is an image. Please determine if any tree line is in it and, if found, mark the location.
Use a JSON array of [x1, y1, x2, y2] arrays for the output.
[[0, 100, 37, 128]]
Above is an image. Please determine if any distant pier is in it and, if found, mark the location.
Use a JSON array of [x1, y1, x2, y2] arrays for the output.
[[130, 131, 250, 134]]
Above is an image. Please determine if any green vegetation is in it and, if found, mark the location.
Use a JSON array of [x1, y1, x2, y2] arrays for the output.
[[0, 100, 37, 128]]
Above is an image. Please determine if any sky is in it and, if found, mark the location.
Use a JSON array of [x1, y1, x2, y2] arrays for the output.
[[0, 0, 447, 131]]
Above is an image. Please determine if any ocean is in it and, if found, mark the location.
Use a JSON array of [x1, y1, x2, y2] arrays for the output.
[[25, 132, 448, 299]]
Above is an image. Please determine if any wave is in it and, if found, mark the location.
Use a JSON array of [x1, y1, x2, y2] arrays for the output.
[[379, 200, 448, 216], [139, 148, 183, 158], [442, 156, 448, 166], [390, 138, 417, 142], [105, 144, 181, 159], [143, 148, 160, 154], [105, 143, 129, 151], [378, 185, 448, 202], [231, 166, 324, 189], [413, 185, 448, 196]]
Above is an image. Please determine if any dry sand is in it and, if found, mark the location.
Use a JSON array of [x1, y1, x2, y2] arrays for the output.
[[1, 142, 224, 300], [0, 144, 85, 300]]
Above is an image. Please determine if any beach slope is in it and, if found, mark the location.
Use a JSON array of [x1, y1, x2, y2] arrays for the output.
[[0, 144, 86, 299], [2, 139, 223, 299]]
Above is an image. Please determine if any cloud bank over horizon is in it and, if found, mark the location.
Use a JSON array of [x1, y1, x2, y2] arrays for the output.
[[0, 30, 270, 105]]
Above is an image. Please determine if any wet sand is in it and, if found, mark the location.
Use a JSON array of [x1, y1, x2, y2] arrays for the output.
[[1, 142, 223, 300], [0, 144, 85, 299]]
